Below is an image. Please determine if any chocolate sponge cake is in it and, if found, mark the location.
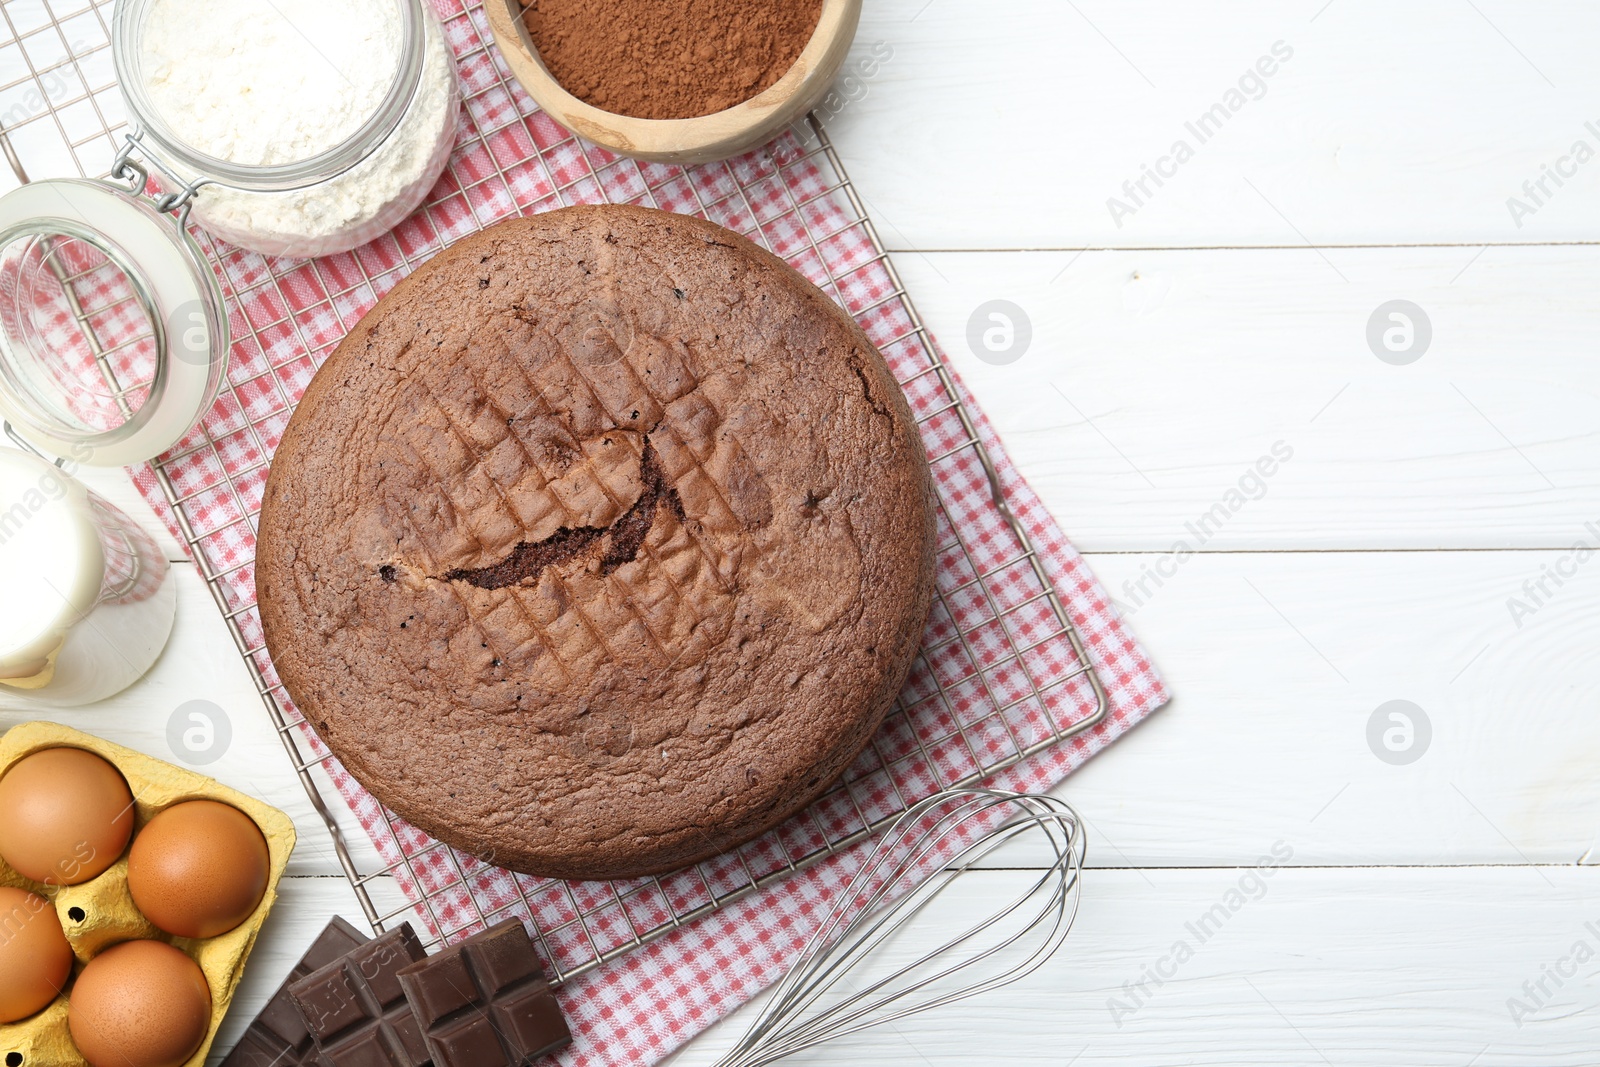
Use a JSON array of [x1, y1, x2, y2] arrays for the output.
[[256, 205, 935, 880]]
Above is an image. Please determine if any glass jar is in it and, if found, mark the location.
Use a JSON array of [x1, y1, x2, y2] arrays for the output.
[[0, 176, 228, 466], [110, 0, 460, 260]]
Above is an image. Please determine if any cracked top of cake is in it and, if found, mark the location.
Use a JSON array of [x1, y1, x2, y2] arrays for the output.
[[256, 205, 935, 880]]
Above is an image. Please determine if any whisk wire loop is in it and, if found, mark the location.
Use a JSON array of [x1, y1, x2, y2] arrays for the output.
[[712, 788, 1086, 1067]]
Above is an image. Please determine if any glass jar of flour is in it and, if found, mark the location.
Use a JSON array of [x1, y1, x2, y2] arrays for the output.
[[111, 0, 460, 259]]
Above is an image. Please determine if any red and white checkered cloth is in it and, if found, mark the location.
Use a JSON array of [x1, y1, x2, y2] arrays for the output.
[[108, 2, 1169, 1062]]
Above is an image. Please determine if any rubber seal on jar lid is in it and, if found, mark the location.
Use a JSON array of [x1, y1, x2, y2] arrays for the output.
[[0, 177, 228, 466]]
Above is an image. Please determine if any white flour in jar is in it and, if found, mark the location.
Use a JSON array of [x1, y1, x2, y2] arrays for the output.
[[140, 0, 403, 167], [134, 0, 459, 258]]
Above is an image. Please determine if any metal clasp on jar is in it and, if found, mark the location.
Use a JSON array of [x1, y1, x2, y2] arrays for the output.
[[111, 128, 212, 228]]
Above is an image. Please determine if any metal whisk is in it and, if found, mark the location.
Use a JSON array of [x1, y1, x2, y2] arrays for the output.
[[711, 788, 1087, 1067]]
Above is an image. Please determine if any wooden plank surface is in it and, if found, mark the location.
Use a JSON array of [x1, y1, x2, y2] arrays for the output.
[[835, 0, 1600, 250], [897, 245, 1600, 551]]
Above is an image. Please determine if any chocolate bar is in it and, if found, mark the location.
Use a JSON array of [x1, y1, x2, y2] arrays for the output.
[[220, 916, 371, 1067], [288, 923, 431, 1066], [397, 919, 572, 1066]]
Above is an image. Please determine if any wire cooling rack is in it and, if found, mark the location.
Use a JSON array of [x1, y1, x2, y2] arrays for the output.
[[0, 0, 1108, 988]]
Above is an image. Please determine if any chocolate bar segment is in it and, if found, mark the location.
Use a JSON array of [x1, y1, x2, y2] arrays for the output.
[[221, 916, 371, 1067], [288, 923, 430, 1067], [398, 919, 572, 1066]]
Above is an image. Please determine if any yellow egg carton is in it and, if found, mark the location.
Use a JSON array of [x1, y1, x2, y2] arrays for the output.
[[0, 721, 296, 1067]]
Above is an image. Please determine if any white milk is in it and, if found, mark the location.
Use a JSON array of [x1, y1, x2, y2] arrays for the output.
[[0, 448, 175, 706]]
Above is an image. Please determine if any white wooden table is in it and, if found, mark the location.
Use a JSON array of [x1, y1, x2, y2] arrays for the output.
[[8, 0, 1599, 1062]]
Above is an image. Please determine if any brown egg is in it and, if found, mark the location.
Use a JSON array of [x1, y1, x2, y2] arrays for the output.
[[127, 800, 270, 939], [0, 747, 135, 885], [68, 940, 211, 1067], [0, 887, 73, 1022]]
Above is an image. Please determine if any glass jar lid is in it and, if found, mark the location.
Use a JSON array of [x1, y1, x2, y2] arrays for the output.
[[0, 176, 228, 466]]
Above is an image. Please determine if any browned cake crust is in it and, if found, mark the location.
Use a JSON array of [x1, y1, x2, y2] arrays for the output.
[[256, 205, 935, 880]]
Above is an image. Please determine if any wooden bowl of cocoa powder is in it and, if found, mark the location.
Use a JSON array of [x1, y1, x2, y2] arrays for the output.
[[487, 0, 863, 164]]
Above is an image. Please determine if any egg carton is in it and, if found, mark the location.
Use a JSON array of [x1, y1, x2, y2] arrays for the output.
[[0, 721, 296, 1067]]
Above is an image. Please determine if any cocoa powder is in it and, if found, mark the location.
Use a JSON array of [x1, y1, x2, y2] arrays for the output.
[[522, 0, 824, 120]]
